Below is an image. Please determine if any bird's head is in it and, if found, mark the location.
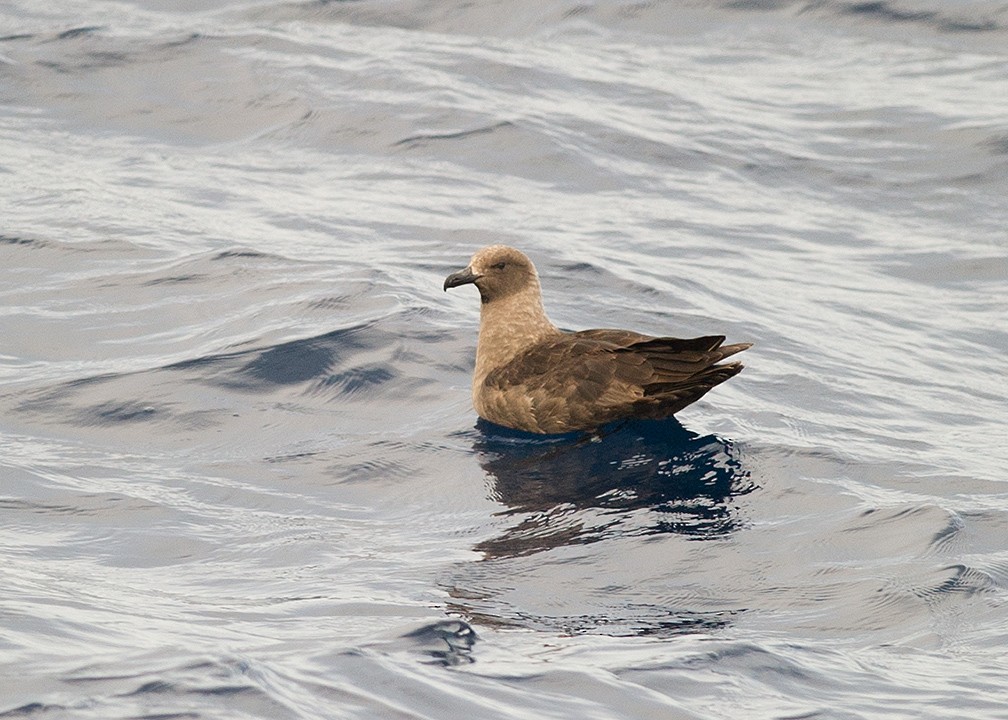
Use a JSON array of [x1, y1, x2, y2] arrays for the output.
[[443, 245, 538, 304]]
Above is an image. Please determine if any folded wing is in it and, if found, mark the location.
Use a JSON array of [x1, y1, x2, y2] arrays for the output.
[[481, 330, 751, 433]]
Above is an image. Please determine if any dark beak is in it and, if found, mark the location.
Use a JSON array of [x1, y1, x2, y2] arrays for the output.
[[443, 266, 480, 291]]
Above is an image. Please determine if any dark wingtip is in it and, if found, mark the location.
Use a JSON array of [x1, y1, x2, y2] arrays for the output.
[[719, 342, 752, 361]]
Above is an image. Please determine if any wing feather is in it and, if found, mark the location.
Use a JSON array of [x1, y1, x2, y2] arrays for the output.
[[479, 330, 750, 433]]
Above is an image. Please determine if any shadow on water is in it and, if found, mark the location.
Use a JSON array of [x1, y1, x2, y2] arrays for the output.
[[469, 417, 756, 559]]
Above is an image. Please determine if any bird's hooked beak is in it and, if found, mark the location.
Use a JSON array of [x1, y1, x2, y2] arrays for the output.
[[443, 266, 481, 291]]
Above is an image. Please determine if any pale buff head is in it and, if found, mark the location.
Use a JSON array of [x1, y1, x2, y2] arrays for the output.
[[443, 245, 540, 305]]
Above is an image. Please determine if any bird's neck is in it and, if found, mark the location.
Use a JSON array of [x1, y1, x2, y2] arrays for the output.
[[474, 284, 558, 384]]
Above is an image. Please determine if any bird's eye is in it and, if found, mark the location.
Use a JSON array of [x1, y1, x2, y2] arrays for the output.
[[490, 262, 507, 270]]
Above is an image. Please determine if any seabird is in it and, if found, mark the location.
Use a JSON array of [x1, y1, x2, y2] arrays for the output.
[[444, 245, 751, 434]]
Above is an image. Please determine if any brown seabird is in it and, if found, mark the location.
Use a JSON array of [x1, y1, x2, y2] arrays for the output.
[[444, 245, 751, 434]]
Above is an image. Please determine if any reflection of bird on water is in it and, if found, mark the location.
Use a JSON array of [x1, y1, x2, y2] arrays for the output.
[[470, 417, 755, 559]]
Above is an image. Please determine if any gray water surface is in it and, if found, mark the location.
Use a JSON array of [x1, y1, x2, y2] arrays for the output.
[[2, 1, 1007, 718]]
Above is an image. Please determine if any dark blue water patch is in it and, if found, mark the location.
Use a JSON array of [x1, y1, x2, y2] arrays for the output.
[[318, 364, 396, 394], [0, 235, 111, 254], [122, 680, 175, 696], [237, 337, 341, 386], [0, 234, 46, 247], [985, 135, 1008, 156], [13, 384, 170, 427], [52, 656, 287, 719], [211, 249, 275, 261], [0, 702, 67, 718], [187, 684, 256, 697], [839, 0, 1000, 32], [167, 325, 374, 390], [61, 373, 121, 391], [80, 50, 131, 69], [724, 0, 1001, 32], [9, 315, 434, 432], [399, 620, 477, 666], [926, 564, 997, 598], [555, 261, 604, 276], [928, 511, 966, 553], [549, 608, 734, 637], [11, 381, 139, 425], [843, 1, 939, 23], [940, 17, 1000, 32], [158, 32, 203, 50], [632, 610, 738, 637], [53, 26, 104, 41], [86, 400, 159, 424], [470, 418, 755, 558], [141, 274, 206, 286], [305, 295, 354, 311], [0, 496, 130, 517], [448, 596, 735, 637]]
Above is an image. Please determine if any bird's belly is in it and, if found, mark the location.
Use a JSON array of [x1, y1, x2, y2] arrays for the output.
[[473, 383, 591, 434]]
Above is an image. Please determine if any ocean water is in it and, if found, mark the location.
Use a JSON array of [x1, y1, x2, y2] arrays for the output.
[[2, 0, 1007, 717]]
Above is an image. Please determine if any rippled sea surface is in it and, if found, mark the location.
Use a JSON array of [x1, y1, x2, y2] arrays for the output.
[[2, 0, 1007, 717]]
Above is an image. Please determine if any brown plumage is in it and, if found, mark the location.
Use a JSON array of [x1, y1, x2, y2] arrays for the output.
[[443, 245, 751, 434]]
